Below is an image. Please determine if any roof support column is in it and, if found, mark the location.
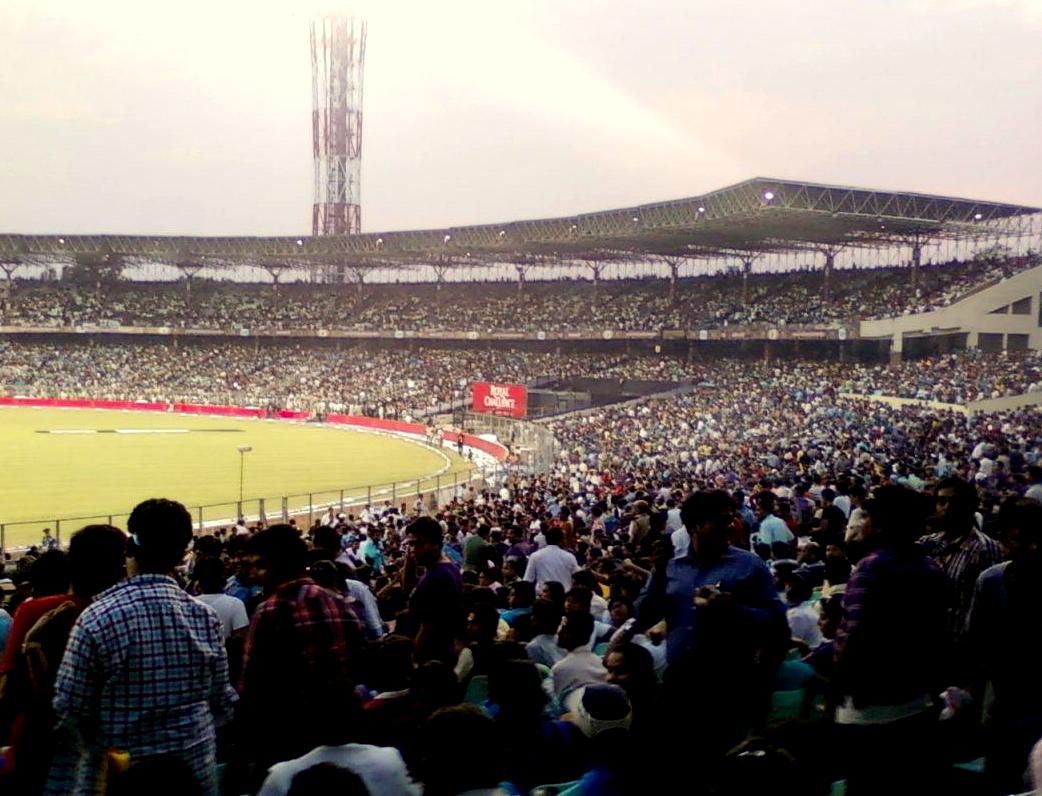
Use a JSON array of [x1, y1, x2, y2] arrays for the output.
[[434, 264, 448, 292], [516, 264, 527, 296], [910, 241, 923, 292], [0, 261, 20, 284], [890, 331, 903, 366], [177, 263, 203, 306], [588, 263, 602, 300], [664, 258, 681, 305], [822, 249, 837, 302], [350, 267, 365, 296], [263, 265, 283, 298], [741, 258, 755, 305]]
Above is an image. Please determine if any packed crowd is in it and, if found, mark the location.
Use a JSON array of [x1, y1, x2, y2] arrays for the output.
[[2, 439, 1041, 795], [0, 342, 627, 418], [1, 253, 1036, 333], [2, 342, 1040, 427]]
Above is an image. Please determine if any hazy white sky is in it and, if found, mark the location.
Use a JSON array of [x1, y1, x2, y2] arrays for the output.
[[1, 0, 1040, 236]]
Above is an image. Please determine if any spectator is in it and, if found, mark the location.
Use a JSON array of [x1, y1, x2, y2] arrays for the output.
[[238, 524, 364, 773], [552, 611, 607, 701], [524, 526, 580, 591], [399, 517, 464, 665], [192, 556, 248, 642], [45, 499, 236, 796]]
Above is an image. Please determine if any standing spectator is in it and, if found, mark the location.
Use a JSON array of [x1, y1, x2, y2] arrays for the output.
[[400, 517, 464, 664], [238, 524, 364, 773], [192, 556, 248, 642], [360, 526, 386, 573], [0, 524, 126, 794], [968, 497, 1042, 794], [45, 499, 236, 796], [638, 490, 787, 771], [833, 486, 948, 795], [552, 611, 608, 702], [753, 492, 795, 555], [40, 528, 59, 551], [523, 526, 580, 591], [918, 476, 1002, 677]]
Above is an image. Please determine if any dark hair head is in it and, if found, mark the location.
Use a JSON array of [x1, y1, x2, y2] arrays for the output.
[[530, 598, 564, 635], [419, 705, 500, 794], [565, 586, 593, 612], [863, 485, 930, 543], [571, 569, 597, 592], [29, 549, 72, 597], [509, 579, 536, 607], [193, 535, 222, 558], [127, 498, 193, 573], [559, 610, 594, 651], [488, 658, 546, 714], [249, 523, 308, 583], [307, 560, 344, 592], [539, 580, 566, 606], [824, 553, 851, 586], [680, 490, 736, 530], [544, 526, 564, 546], [286, 763, 369, 796], [936, 476, 980, 515], [68, 524, 127, 599], [406, 516, 443, 546], [192, 555, 226, 595], [312, 526, 341, 557]]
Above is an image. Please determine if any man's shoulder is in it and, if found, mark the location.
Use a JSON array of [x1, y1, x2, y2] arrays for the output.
[[977, 560, 1009, 588]]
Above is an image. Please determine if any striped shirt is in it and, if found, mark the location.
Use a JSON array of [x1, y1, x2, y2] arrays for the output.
[[47, 574, 236, 796], [918, 529, 1002, 640]]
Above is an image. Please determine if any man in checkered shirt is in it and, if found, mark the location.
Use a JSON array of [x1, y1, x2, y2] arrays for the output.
[[45, 499, 236, 796]]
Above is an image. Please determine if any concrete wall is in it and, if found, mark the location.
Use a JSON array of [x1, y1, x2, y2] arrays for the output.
[[859, 264, 1042, 353]]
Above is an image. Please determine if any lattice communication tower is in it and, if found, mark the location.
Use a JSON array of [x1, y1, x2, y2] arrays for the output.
[[310, 16, 366, 236]]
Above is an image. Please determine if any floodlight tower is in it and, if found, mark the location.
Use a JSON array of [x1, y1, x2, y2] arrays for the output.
[[310, 16, 366, 237]]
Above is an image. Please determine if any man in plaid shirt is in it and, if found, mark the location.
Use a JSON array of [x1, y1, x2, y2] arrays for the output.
[[46, 499, 237, 796], [238, 524, 364, 776]]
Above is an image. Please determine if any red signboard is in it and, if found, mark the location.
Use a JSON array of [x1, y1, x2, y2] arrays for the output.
[[471, 382, 527, 418]]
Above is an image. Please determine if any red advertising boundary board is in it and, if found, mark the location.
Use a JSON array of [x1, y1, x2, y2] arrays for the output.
[[470, 382, 527, 418], [0, 397, 509, 461]]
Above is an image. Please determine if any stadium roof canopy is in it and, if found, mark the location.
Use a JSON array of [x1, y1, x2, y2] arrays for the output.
[[1, 177, 1038, 272]]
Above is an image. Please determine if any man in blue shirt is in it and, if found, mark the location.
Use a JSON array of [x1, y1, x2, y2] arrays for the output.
[[360, 526, 386, 572], [638, 489, 787, 774]]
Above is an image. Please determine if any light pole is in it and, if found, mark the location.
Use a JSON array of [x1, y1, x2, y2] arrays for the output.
[[237, 446, 252, 505]]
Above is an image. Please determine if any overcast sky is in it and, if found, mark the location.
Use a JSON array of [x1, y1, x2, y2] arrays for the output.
[[1, 0, 1040, 237]]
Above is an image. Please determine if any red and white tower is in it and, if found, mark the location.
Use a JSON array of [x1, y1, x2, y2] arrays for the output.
[[310, 16, 366, 236]]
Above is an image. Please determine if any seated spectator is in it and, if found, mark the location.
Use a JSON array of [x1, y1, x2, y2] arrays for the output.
[[488, 658, 590, 792], [414, 705, 513, 796], [562, 684, 638, 796], [784, 573, 823, 651], [255, 690, 418, 796], [552, 611, 607, 701], [498, 579, 535, 627], [525, 599, 566, 668]]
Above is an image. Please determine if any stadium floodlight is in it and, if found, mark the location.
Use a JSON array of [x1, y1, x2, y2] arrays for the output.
[[444, 234, 452, 243], [974, 213, 983, 220], [569, 224, 578, 232], [763, 191, 775, 201], [697, 207, 705, 213], [58, 237, 65, 244], [498, 230, 506, 237], [237, 446, 252, 504], [296, 239, 304, 246], [632, 216, 640, 223], [376, 237, 384, 246]]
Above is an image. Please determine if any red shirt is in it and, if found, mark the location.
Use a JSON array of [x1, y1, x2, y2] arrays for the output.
[[0, 594, 87, 675]]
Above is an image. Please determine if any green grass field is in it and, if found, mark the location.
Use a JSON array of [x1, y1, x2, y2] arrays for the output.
[[0, 407, 473, 548]]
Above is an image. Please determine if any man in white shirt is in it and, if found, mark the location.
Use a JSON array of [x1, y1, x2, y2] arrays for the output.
[[193, 557, 249, 641], [523, 527, 579, 591], [552, 611, 607, 700], [256, 693, 418, 796]]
